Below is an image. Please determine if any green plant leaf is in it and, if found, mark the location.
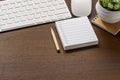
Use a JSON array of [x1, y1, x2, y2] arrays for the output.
[[99, 0, 120, 11]]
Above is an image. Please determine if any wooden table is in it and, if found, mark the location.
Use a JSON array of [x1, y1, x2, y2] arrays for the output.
[[0, 0, 120, 80]]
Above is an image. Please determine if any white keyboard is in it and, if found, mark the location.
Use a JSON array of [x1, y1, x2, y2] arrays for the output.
[[0, 0, 71, 32]]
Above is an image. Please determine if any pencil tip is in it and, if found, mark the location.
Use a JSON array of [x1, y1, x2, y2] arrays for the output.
[[57, 50, 60, 53]]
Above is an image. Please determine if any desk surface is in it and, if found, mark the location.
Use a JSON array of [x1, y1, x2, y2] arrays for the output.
[[0, 0, 120, 80]]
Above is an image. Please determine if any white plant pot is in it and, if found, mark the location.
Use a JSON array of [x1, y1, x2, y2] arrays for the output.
[[96, 2, 120, 23]]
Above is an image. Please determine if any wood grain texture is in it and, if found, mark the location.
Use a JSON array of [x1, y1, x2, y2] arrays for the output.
[[0, 0, 120, 80]]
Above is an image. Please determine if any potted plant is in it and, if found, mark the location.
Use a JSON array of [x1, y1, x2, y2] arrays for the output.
[[96, 0, 120, 23]]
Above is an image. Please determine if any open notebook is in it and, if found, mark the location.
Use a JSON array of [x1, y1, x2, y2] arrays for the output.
[[55, 17, 98, 50]]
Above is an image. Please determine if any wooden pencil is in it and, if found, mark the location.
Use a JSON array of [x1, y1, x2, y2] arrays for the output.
[[50, 27, 60, 53]]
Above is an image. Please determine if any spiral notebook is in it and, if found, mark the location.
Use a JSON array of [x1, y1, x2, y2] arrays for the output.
[[92, 16, 120, 35], [55, 17, 98, 50]]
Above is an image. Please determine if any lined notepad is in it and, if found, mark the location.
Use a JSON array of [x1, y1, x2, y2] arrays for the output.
[[55, 17, 98, 50]]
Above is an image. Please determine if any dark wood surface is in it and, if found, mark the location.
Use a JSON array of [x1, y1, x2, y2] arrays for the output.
[[0, 0, 120, 80]]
